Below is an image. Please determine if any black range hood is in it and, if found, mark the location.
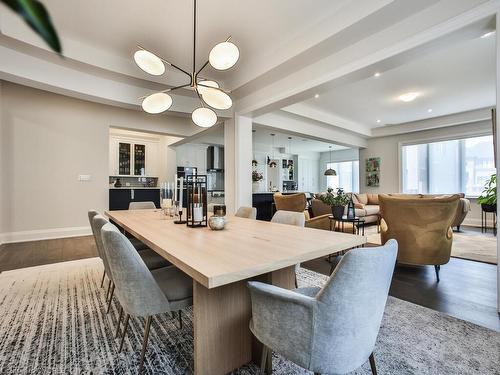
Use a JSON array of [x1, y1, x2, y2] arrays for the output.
[[207, 146, 224, 170]]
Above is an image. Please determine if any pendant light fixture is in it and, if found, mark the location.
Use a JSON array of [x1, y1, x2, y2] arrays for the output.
[[252, 129, 258, 167], [324, 146, 337, 176], [287, 137, 293, 168], [269, 134, 277, 168], [134, 0, 239, 127]]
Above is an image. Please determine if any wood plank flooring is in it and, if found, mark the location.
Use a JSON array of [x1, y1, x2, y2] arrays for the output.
[[0, 234, 498, 331]]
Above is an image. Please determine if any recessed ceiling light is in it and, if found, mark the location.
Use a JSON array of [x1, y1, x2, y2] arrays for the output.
[[427, 108, 433, 113], [314, 94, 320, 99], [376, 119, 381, 123], [481, 31, 495, 39], [398, 92, 419, 102], [374, 72, 381, 78]]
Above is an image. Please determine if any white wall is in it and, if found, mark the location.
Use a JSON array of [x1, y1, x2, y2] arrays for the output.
[[0, 82, 197, 243], [359, 120, 493, 226], [319, 148, 359, 192]]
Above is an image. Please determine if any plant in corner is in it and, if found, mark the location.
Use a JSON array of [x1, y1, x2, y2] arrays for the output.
[[1, 0, 61, 54], [478, 173, 497, 212], [318, 188, 350, 220]]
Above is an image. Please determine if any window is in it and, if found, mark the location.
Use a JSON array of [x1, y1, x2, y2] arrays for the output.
[[326, 160, 359, 193], [401, 135, 495, 196]]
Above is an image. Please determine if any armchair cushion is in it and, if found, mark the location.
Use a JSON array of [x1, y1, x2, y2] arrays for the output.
[[305, 214, 330, 231], [355, 193, 368, 205]]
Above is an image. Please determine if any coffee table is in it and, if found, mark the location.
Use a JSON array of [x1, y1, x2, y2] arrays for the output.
[[329, 215, 365, 235]]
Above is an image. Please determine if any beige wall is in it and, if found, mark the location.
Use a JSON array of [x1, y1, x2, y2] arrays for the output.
[[359, 120, 493, 226], [0, 82, 198, 242]]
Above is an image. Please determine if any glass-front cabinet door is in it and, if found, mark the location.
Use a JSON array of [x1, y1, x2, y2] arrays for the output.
[[134, 144, 146, 175], [118, 142, 131, 175]]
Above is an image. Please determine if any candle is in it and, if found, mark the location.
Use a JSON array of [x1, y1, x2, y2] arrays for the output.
[[174, 173, 178, 203], [162, 198, 172, 208], [193, 205, 203, 222], [179, 177, 184, 212]]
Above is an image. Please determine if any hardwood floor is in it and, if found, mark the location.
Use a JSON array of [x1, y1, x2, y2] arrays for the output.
[[0, 235, 498, 331]]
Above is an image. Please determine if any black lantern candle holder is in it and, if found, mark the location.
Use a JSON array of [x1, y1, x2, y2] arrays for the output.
[[186, 174, 208, 228]]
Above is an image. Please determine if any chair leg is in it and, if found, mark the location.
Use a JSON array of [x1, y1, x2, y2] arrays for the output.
[[294, 275, 298, 288], [118, 314, 130, 353], [178, 310, 183, 330], [260, 345, 268, 374], [434, 265, 441, 283], [138, 316, 152, 374], [369, 352, 377, 375], [100, 270, 106, 288], [106, 279, 112, 300], [106, 283, 115, 313], [115, 306, 123, 338]]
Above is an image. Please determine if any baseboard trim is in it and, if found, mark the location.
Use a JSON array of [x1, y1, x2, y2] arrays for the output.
[[0, 226, 92, 245]]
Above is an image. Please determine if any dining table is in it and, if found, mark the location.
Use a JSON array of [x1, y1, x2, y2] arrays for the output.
[[106, 209, 367, 375]]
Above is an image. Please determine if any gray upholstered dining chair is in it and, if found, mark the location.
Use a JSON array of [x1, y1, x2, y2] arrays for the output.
[[248, 239, 398, 375], [91, 214, 170, 313], [271, 210, 305, 288], [235, 206, 257, 219], [129, 201, 157, 210], [271, 210, 305, 227], [101, 222, 193, 374], [88, 210, 108, 288]]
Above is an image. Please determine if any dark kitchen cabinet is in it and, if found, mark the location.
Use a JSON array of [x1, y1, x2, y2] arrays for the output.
[[109, 188, 160, 210]]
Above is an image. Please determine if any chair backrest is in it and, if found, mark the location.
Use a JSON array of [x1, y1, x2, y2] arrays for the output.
[[379, 194, 459, 266], [271, 210, 305, 227], [235, 206, 257, 219], [312, 240, 398, 374], [100, 223, 170, 316], [273, 193, 307, 212], [92, 214, 113, 278], [310, 198, 331, 217], [129, 201, 156, 210], [88, 210, 104, 260]]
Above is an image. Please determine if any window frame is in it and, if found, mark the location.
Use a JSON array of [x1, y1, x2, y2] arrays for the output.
[[398, 131, 493, 198]]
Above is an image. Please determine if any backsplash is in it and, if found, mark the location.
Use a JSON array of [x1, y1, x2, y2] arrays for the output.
[[109, 176, 158, 188]]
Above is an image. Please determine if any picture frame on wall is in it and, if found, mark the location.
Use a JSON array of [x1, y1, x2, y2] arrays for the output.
[[366, 157, 380, 187]]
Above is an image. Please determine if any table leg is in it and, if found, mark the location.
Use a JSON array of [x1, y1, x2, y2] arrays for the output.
[[193, 266, 295, 375]]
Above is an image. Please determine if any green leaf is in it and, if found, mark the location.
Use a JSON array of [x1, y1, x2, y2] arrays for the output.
[[2, 0, 61, 53]]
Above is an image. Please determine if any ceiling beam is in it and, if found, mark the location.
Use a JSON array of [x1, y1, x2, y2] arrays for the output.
[[234, 0, 498, 117], [253, 110, 368, 149]]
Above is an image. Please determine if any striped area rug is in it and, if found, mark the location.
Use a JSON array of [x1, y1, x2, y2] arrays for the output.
[[0, 258, 499, 374]]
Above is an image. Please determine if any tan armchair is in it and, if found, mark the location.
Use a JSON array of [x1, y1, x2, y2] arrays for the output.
[[273, 193, 331, 230], [379, 194, 460, 282]]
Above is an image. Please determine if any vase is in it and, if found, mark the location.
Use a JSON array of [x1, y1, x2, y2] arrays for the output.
[[114, 178, 122, 188], [252, 181, 262, 192], [481, 203, 496, 213], [331, 205, 345, 220]]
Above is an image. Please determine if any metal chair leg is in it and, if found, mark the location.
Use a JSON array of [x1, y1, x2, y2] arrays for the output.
[[369, 352, 377, 375], [115, 306, 123, 338], [138, 316, 152, 374], [106, 279, 112, 300], [260, 345, 268, 374], [118, 314, 130, 353], [434, 265, 441, 283], [106, 283, 115, 313], [178, 310, 183, 330], [100, 270, 106, 288]]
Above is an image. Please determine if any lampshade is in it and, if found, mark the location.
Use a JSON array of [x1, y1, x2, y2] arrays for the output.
[[134, 50, 165, 76], [142, 93, 172, 113], [192, 107, 217, 127], [324, 168, 337, 176], [269, 160, 277, 168], [201, 87, 232, 110], [209, 41, 240, 70], [197, 80, 219, 95]]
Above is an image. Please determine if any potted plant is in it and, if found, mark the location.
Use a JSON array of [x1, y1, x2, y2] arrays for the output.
[[318, 188, 350, 219], [478, 173, 497, 212]]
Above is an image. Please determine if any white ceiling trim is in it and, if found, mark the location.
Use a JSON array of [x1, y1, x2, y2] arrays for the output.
[[282, 102, 372, 137], [253, 110, 367, 149], [234, 0, 498, 117], [371, 107, 493, 137]]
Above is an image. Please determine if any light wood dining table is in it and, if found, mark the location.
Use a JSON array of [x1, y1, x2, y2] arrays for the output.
[[106, 209, 366, 375]]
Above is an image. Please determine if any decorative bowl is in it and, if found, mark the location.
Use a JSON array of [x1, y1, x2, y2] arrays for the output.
[[208, 215, 226, 230]]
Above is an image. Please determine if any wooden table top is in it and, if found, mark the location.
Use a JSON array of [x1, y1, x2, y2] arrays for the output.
[[106, 209, 367, 288]]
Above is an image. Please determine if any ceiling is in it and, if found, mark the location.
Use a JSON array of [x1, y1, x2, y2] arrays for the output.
[[292, 22, 496, 128], [39, 0, 350, 90]]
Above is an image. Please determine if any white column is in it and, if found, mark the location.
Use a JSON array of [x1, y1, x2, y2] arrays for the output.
[[224, 115, 253, 215], [496, 12, 500, 313]]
